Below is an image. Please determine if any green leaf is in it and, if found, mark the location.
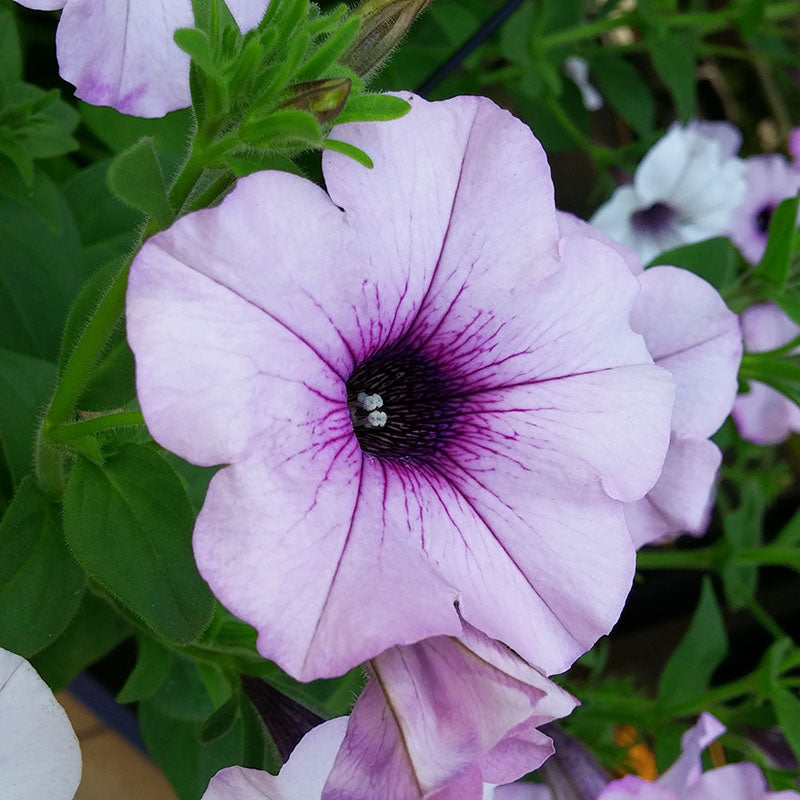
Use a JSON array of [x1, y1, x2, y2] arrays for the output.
[[0, 477, 85, 657], [721, 480, 765, 608], [772, 688, 800, 761], [63, 160, 140, 273], [149, 652, 232, 722], [323, 138, 373, 168], [239, 109, 322, 147], [0, 135, 34, 186], [296, 16, 360, 82], [590, 56, 654, 137], [739, 354, 800, 408], [0, 4, 22, 81], [107, 137, 174, 228], [63, 444, 215, 644], [174, 28, 217, 75], [0, 162, 61, 229], [736, 0, 765, 35], [31, 590, 131, 690], [335, 93, 410, 125], [648, 31, 696, 121], [648, 236, 739, 290], [201, 691, 242, 743], [116, 634, 172, 704], [774, 507, 800, 548], [79, 102, 192, 156], [0, 187, 87, 359], [658, 577, 727, 704], [139, 700, 249, 800], [0, 348, 55, 485], [755, 192, 800, 291]]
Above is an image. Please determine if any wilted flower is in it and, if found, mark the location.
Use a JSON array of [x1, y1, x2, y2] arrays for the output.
[[0, 647, 82, 800], [728, 154, 800, 264], [733, 303, 800, 444], [557, 213, 741, 547], [321, 621, 577, 800], [591, 122, 747, 265], [11, 0, 269, 117], [127, 93, 675, 682]]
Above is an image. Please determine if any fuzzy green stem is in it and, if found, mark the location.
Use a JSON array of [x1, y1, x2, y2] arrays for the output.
[[636, 545, 722, 570], [47, 411, 146, 444]]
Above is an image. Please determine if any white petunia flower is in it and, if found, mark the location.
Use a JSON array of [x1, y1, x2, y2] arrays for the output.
[[591, 121, 747, 265]]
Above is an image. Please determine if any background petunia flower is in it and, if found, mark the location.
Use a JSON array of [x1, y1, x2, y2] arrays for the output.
[[0, 647, 82, 800], [733, 303, 800, 444], [728, 155, 800, 264], [11, 0, 269, 117], [590, 121, 747, 265], [127, 93, 675, 681], [557, 213, 741, 547], [321, 621, 577, 800]]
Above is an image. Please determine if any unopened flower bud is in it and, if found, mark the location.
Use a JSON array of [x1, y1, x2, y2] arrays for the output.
[[343, 0, 435, 78], [281, 78, 352, 124]]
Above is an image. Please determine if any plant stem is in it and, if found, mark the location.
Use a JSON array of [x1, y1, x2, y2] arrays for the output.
[[636, 546, 722, 570], [46, 411, 146, 444], [656, 674, 755, 720]]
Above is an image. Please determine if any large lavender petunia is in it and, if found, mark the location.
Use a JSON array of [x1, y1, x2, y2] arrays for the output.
[[557, 213, 741, 547], [12, 0, 269, 117], [127, 94, 675, 681]]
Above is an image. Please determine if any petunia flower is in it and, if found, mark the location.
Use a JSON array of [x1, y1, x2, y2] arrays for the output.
[[590, 121, 747, 266], [0, 647, 82, 800], [557, 213, 741, 547], [321, 621, 577, 800], [733, 303, 800, 444], [728, 155, 800, 264], [11, 0, 269, 117], [127, 93, 675, 682], [532, 714, 799, 800]]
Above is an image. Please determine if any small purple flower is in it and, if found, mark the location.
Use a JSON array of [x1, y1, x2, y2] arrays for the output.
[[557, 213, 742, 547], [728, 155, 800, 264], [733, 303, 800, 444], [127, 93, 675, 681], [0, 647, 82, 800], [11, 0, 269, 117], [590, 122, 747, 265], [321, 622, 577, 800]]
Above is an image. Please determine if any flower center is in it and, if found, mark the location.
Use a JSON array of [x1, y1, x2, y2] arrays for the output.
[[346, 344, 463, 462], [631, 201, 677, 237], [756, 205, 774, 234]]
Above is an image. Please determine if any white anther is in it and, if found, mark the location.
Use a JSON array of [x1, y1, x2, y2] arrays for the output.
[[366, 410, 388, 428], [357, 392, 383, 412]]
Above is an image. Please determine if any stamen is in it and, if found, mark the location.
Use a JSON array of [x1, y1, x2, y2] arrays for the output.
[[367, 410, 388, 428], [357, 392, 384, 411]]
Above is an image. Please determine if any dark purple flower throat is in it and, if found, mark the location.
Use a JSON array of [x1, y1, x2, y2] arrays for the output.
[[346, 343, 464, 463]]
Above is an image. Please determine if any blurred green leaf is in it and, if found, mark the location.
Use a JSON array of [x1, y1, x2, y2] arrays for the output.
[[0, 3, 22, 81], [648, 31, 696, 122], [0, 348, 55, 485], [649, 237, 739, 290], [63, 444, 215, 644], [31, 590, 131, 690], [772, 688, 800, 761], [201, 691, 241, 744], [149, 652, 232, 722], [658, 576, 727, 704], [721, 480, 765, 608], [0, 187, 87, 359], [117, 634, 172, 704], [590, 56, 654, 137], [736, 0, 765, 35], [107, 137, 174, 228], [0, 477, 85, 657], [755, 192, 800, 291]]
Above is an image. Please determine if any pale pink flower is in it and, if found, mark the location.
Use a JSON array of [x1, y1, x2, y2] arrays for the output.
[[11, 0, 269, 117], [728, 155, 800, 264], [0, 647, 82, 800], [321, 622, 577, 800], [127, 93, 675, 681], [733, 303, 800, 444], [557, 213, 741, 547]]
